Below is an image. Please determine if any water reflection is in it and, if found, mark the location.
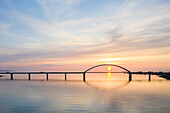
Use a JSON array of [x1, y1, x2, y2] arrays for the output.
[[107, 72, 111, 79], [85, 81, 130, 91], [0, 75, 170, 113]]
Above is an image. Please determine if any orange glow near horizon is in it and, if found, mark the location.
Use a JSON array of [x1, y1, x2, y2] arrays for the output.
[[107, 66, 112, 71]]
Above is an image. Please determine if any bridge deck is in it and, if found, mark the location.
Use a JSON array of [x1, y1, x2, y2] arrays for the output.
[[0, 71, 169, 74], [0, 71, 169, 81], [0, 72, 127, 74]]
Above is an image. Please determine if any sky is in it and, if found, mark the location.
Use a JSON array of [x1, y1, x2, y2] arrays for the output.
[[0, 0, 170, 71]]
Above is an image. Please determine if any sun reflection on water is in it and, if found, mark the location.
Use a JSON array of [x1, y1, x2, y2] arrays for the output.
[[107, 72, 111, 79]]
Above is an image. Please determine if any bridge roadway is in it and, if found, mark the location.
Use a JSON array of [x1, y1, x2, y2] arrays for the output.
[[0, 71, 169, 74], [0, 71, 169, 81], [0, 71, 126, 74], [0, 71, 127, 81]]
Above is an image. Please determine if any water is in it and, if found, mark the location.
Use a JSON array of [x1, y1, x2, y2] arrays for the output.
[[0, 74, 170, 113]]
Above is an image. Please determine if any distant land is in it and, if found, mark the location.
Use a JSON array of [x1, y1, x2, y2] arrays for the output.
[[159, 74, 170, 80], [133, 72, 170, 80]]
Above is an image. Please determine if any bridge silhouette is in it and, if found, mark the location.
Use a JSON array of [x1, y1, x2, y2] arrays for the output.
[[83, 64, 132, 81], [0, 64, 168, 81]]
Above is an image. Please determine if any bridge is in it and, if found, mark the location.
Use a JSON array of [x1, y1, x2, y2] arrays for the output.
[[0, 64, 168, 81]]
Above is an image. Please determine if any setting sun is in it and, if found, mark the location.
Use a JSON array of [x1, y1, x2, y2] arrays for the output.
[[107, 66, 112, 71]]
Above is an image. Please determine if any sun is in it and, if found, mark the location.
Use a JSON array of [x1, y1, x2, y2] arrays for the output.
[[107, 66, 112, 71]]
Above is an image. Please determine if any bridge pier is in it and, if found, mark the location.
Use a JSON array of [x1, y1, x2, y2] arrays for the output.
[[10, 73, 13, 80], [129, 72, 132, 81], [149, 73, 151, 81], [83, 72, 85, 82], [65, 73, 67, 81], [28, 73, 31, 80], [46, 73, 48, 81]]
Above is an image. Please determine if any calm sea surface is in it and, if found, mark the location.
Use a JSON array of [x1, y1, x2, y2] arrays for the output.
[[0, 74, 170, 113]]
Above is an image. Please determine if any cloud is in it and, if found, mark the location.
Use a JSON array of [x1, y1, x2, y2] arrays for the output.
[[0, 22, 13, 34], [35, 0, 83, 18], [0, 0, 170, 70]]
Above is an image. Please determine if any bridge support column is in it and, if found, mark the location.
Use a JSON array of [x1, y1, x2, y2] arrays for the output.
[[28, 73, 31, 80], [65, 73, 67, 81], [129, 72, 132, 81], [83, 72, 85, 82], [149, 73, 151, 81], [10, 73, 13, 80], [46, 73, 48, 81]]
